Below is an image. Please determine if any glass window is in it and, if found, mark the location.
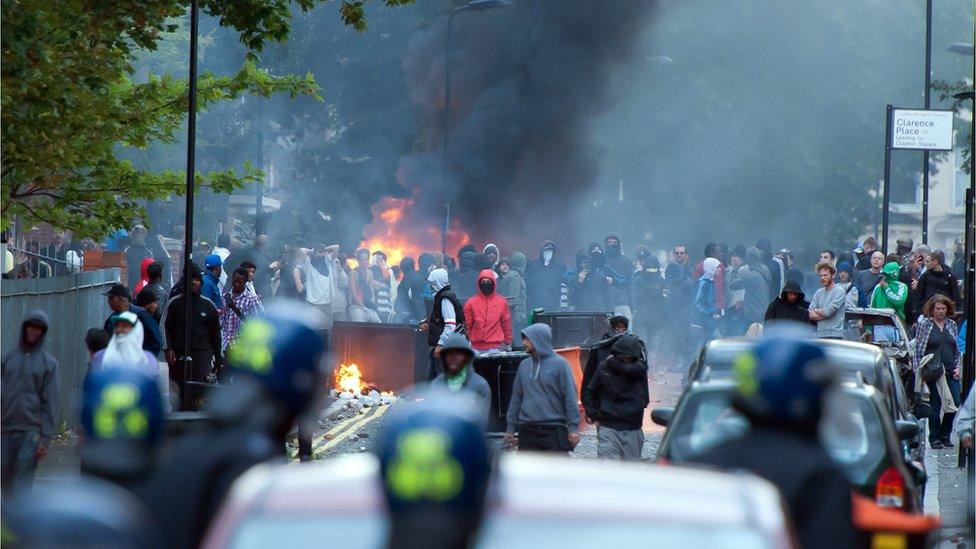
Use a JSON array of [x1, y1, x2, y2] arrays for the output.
[[667, 392, 748, 461], [819, 391, 886, 485]]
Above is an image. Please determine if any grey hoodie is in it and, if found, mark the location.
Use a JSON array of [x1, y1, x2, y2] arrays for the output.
[[506, 323, 580, 434], [2, 311, 59, 439]]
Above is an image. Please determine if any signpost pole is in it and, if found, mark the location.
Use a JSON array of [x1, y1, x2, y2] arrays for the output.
[[882, 105, 893, 254], [921, 0, 933, 244]]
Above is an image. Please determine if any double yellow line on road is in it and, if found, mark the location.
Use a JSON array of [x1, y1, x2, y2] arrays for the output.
[[311, 404, 390, 458]]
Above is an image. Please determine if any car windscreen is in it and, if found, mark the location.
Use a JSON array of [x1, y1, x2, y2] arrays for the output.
[[699, 343, 755, 381], [667, 390, 886, 486], [843, 315, 904, 345], [818, 390, 887, 485], [822, 346, 879, 385], [475, 518, 772, 549], [665, 392, 749, 461], [229, 515, 387, 549]]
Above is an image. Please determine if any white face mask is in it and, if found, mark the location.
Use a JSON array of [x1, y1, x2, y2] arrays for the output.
[[542, 249, 554, 264]]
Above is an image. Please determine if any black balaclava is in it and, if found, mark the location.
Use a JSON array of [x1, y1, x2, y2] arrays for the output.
[[604, 234, 621, 258], [478, 278, 494, 295]]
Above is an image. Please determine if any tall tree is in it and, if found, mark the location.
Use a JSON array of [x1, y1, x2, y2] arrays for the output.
[[1, 0, 409, 237]]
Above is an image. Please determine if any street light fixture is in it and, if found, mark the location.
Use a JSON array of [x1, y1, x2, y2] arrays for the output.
[[441, 0, 513, 253]]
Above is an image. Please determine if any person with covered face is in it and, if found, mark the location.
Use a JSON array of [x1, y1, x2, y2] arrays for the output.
[[525, 240, 566, 312], [869, 261, 908, 342], [603, 233, 634, 319], [160, 264, 222, 392], [463, 269, 513, 354], [2, 310, 59, 497], [582, 334, 649, 461], [124, 224, 154, 292], [567, 249, 614, 312], [422, 268, 465, 380], [688, 257, 723, 356]]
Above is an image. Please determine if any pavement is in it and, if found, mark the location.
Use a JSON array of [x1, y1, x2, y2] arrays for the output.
[[925, 433, 975, 548]]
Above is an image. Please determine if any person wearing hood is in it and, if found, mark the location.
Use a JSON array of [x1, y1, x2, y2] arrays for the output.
[[496, 257, 527, 342], [631, 250, 668, 347], [2, 310, 59, 496], [429, 333, 491, 417], [454, 245, 480, 301], [482, 243, 500, 269], [689, 258, 723, 357], [834, 261, 859, 311], [505, 324, 581, 453], [463, 269, 512, 354], [603, 234, 634, 319], [763, 280, 812, 326], [692, 243, 727, 313], [417, 253, 437, 310], [91, 311, 160, 378], [916, 250, 960, 310], [582, 334, 649, 461], [870, 262, 908, 342], [160, 264, 222, 392], [567, 249, 613, 312], [124, 224, 154, 292], [133, 257, 155, 296], [728, 250, 769, 332], [395, 257, 428, 324], [755, 237, 783, 299], [422, 268, 466, 380], [525, 240, 566, 312]]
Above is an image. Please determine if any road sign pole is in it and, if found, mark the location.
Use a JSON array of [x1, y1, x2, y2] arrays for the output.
[[882, 105, 893, 255]]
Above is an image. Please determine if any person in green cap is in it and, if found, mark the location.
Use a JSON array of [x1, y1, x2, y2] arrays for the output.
[[430, 333, 490, 419], [870, 261, 908, 342]]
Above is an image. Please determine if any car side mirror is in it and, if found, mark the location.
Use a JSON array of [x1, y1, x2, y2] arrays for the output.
[[895, 420, 919, 441], [651, 407, 674, 427]]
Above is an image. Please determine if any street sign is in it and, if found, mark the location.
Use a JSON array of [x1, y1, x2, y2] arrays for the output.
[[890, 109, 954, 151]]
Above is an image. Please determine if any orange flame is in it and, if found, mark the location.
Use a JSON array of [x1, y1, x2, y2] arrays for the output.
[[360, 195, 471, 266], [335, 363, 366, 394]]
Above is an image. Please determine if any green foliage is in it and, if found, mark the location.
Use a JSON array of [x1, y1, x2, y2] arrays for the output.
[[1, 0, 405, 238], [932, 79, 974, 174]]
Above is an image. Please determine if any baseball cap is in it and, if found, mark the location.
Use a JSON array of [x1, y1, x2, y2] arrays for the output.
[[109, 311, 139, 327], [103, 284, 130, 298], [204, 254, 222, 269]]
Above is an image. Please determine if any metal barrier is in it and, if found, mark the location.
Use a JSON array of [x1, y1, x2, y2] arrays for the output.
[[1, 269, 121, 430]]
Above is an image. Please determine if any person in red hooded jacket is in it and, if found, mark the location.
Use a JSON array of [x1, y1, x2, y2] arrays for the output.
[[463, 269, 512, 354]]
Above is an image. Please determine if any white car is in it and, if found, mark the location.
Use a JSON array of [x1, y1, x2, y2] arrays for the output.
[[204, 453, 795, 549]]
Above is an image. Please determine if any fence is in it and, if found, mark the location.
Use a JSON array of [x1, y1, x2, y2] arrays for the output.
[[1, 269, 121, 430]]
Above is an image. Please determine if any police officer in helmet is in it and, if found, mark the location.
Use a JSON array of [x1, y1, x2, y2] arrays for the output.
[[379, 390, 492, 549], [146, 302, 328, 549], [79, 367, 165, 499], [688, 327, 856, 549]]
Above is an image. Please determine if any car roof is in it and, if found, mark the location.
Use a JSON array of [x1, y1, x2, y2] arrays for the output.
[[845, 307, 899, 318], [489, 454, 788, 531], [217, 453, 787, 533]]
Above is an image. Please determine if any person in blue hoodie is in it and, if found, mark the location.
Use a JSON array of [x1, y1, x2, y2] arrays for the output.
[[688, 257, 722, 359], [505, 323, 580, 453], [202, 254, 223, 310]]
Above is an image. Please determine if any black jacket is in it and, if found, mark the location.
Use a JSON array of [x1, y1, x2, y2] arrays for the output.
[[916, 268, 960, 309], [582, 335, 649, 431], [395, 258, 427, 323], [690, 424, 856, 549], [427, 286, 465, 347], [454, 250, 488, 301], [763, 282, 813, 325], [525, 244, 566, 312], [567, 250, 612, 312], [631, 268, 668, 329], [161, 292, 221, 357]]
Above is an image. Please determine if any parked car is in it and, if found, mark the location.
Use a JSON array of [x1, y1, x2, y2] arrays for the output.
[[653, 379, 926, 513], [204, 453, 797, 549], [684, 338, 927, 464], [843, 308, 914, 373]]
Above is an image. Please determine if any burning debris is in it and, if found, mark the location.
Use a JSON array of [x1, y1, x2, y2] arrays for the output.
[[322, 363, 398, 423]]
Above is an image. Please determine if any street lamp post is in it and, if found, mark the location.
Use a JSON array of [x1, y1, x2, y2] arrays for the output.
[[181, 0, 200, 410], [441, 0, 513, 254]]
